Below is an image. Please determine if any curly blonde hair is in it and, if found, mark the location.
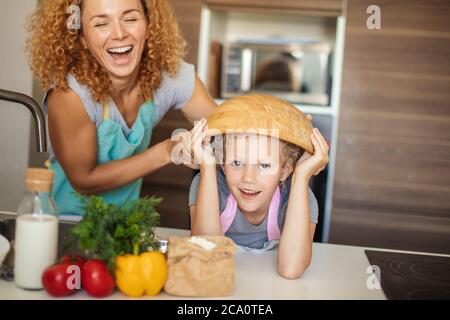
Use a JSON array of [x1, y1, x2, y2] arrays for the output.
[[27, 0, 187, 102]]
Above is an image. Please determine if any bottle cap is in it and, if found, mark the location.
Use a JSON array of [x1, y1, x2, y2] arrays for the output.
[[26, 168, 54, 192]]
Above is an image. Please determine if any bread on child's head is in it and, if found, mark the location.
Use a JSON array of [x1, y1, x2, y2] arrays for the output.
[[206, 94, 314, 154]]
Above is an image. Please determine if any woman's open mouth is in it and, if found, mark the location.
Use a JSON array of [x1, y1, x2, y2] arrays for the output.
[[106, 45, 134, 65], [239, 188, 261, 200]]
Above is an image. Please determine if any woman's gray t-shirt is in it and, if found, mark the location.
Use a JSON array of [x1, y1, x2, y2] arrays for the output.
[[43, 61, 195, 160], [188, 169, 319, 249]]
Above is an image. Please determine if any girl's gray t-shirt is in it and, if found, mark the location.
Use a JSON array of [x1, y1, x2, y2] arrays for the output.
[[188, 169, 319, 250], [43, 60, 195, 160]]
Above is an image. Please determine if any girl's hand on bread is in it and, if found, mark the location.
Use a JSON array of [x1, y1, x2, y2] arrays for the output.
[[294, 128, 329, 181]]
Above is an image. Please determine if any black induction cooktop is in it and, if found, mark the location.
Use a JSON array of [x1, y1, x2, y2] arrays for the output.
[[365, 250, 450, 300]]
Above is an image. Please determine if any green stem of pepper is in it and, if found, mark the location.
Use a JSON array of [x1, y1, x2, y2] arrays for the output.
[[133, 242, 139, 256]]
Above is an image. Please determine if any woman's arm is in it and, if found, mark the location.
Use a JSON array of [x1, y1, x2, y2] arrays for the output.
[[48, 88, 175, 195], [277, 128, 329, 279], [179, 75, 217, 124]]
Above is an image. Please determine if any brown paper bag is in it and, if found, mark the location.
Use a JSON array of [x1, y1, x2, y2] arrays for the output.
[[164, 236, 236, 297]]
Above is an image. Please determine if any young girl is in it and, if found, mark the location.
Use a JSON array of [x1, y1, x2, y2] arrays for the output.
[[187, 94, 329, 279]]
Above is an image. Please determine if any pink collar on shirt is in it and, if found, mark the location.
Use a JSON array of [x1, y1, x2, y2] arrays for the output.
[[220, 187, 281, 241]]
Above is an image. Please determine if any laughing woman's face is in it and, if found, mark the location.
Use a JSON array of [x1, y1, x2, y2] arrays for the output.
[[80, 0, 148, 79]]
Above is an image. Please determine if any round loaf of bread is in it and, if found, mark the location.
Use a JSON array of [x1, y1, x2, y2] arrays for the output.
[[206, 94, 314, 154]]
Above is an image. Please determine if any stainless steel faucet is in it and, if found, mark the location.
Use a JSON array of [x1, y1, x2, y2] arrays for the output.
[[0, 88, 47, 152]]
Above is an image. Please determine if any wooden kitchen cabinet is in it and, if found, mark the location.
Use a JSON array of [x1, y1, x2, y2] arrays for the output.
[[139, 1, 203, 229], [330, 0, 450, 253], [167, 0, 202, 66], [140, 110, 194, 230], [204, 0, 343, 16]]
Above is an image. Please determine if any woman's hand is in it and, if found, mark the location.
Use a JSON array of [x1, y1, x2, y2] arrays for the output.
[[191, 118, 216, 168], [294, 128, 329, 181], [171, 118, 215, 169]]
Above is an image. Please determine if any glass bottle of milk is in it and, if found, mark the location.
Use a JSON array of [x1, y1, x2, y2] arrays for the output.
[[14, 168, 58, 290]]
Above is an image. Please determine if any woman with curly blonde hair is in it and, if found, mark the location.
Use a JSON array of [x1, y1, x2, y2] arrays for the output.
[[27, 0, 216, 216]]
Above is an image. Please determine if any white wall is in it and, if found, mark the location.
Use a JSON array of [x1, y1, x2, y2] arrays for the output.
[[0, 0, 38, 212]]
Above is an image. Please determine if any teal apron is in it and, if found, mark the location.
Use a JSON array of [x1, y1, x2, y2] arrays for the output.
[[50, 99, 158, 216]]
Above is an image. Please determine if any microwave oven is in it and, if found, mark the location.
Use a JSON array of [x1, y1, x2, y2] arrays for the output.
[[221, 39, 333, 106]]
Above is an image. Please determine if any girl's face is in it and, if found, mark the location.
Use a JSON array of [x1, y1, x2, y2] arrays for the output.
[[80, 0, 148, 79], [223, 134, 292, 216]]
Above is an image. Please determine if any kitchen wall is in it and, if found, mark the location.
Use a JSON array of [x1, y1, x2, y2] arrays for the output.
[[330, 0, 450, 254], [0, 0, 38, 212]]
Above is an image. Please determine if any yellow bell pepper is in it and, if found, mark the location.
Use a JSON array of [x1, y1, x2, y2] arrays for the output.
[[115, 250, 167, 297]]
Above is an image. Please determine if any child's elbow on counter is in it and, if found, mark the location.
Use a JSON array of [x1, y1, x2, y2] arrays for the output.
[[277, 258, 311, 280]]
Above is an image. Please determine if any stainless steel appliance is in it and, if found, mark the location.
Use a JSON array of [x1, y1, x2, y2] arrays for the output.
[[221, 39, 333, 106]]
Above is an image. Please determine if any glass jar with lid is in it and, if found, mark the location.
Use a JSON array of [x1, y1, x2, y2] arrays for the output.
[[14, 168, 58, 290]]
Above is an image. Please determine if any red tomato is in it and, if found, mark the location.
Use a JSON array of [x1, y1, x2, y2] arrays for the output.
[[81, 259, 115, 297], [42, 262, 82, 297]]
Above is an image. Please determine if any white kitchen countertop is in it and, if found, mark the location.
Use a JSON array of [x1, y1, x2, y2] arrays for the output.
[[1, 218, 446, 300]]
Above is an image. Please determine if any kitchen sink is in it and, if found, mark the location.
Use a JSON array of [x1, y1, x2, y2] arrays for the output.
[[0, 212, 83, 281]]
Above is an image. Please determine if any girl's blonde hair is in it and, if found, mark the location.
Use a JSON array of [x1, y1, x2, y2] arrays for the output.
[[27, 0, 186, 102], [280, 140, 305, 168]]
